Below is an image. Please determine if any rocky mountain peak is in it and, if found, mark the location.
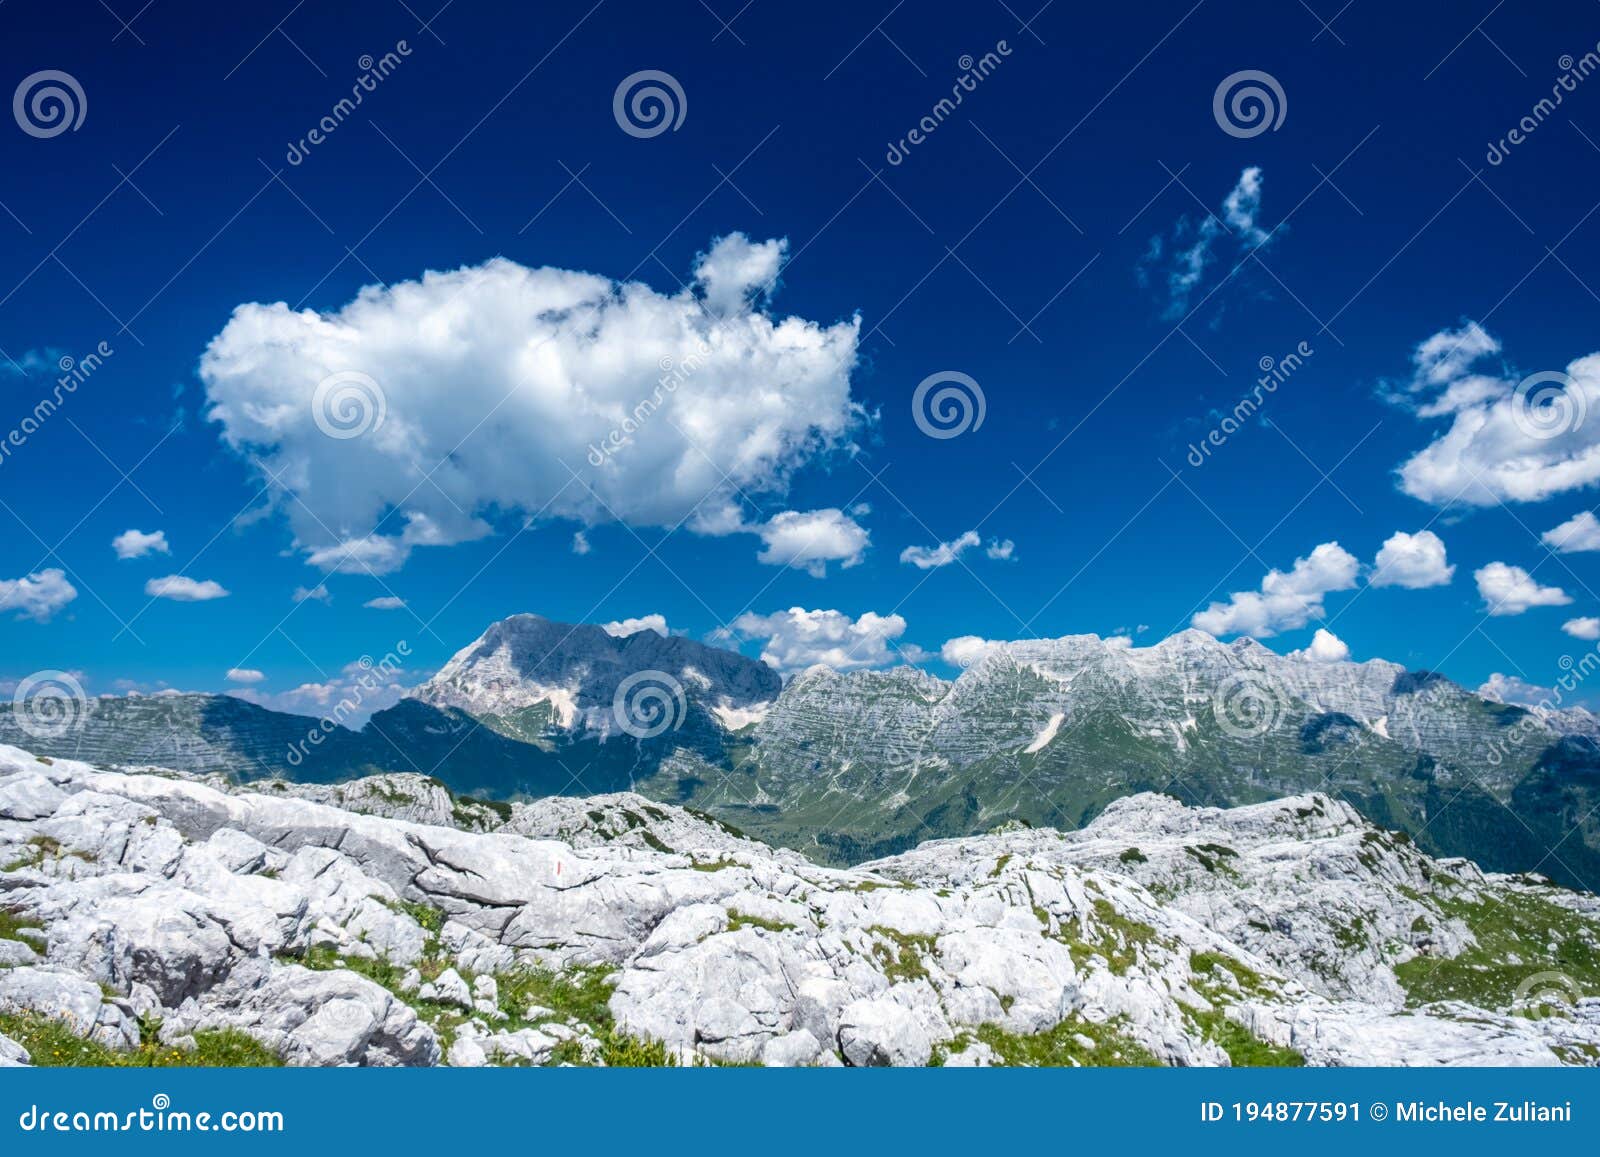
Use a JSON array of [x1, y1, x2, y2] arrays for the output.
[[412, 612, 782, 726]]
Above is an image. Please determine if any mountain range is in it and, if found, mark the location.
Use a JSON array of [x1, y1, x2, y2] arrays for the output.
[[6, 612, 1600, 890]]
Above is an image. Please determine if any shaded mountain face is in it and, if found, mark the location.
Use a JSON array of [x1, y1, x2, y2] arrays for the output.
[[5, 617, 1600, 887]]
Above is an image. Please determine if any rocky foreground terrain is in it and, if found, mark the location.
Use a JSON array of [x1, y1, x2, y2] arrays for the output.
[[1, 742, 1598, 1068]]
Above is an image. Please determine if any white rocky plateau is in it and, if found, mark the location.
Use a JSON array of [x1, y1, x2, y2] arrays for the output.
[[1, 743, 1597, 1068]]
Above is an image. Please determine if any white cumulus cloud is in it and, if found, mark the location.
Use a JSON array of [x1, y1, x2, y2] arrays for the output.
[[1370, 530, 1454, 589], [145, 575, 230, 602], [364, 596, 407, 610], [730, 607, 909, 672], [1291, 627, 1350, 663], [753, 508, 868, 576], [225, 668, 265, 684], [1478, 672, 1553, 707], [941, 635, 1001, 668], [0, 569, 78, 622], [899, 531, 1014, 570], [1474, 562, 1571, 616], [200, 235, 863, 576], [1542, 511, 1600, 553], [1563, 617, 1600, 640], [293, 584, 331, 603], [603, 614, 669, 638], [112, 529, 169, 560], [1394, 324, 1600, 506], [229, 660, 412, 728], [1191, 542, 1359, 638]]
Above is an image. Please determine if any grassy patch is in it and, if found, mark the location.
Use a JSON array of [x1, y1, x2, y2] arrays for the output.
[[970, 1017, 1161, 1067], [1182, 1003, 1304, 1067], [0, 906, 44, 944], [988, 854, 1013, 878], [1394, 889, 1600, 1011], [1118, 847, 1148, 865], [727, 910, 795, 934], [689, 857, 741, 873], [1059, 899, 1160, 975], [868, 926, 936, 984], [0, 1013, 280, 1068]]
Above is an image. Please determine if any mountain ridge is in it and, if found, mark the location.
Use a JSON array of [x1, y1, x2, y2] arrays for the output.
[[6, 613, 1600, 888]]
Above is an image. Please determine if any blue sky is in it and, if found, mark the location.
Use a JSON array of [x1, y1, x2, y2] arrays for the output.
[[4, 0, 1600, 718]]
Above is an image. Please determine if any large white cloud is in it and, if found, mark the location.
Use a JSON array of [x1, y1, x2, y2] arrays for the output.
[[729, 607, 909, 672], [1473, 562, 1571, 616], [201, 234, 863, 575], [1369, 530, 1454, 589], [1395, 324, 1600, 506], [1542, 510, 1600, 553], [0, 569, 77, 622], [1191, 542, 1359, 638]]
